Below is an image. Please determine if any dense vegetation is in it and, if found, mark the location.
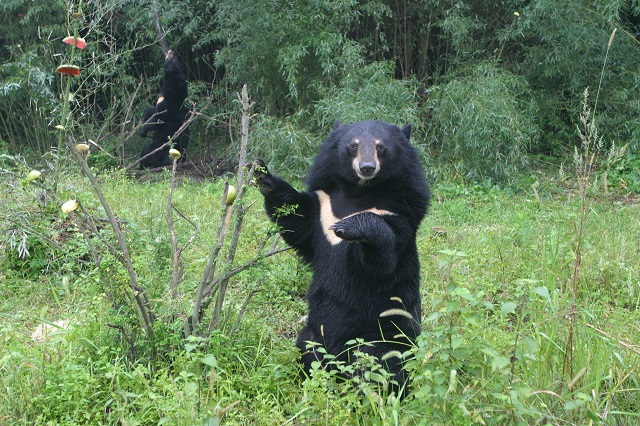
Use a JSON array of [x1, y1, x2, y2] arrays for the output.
[[1, 0, 639, 424]]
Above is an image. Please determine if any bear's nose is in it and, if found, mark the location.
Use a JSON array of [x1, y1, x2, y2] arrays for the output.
[[359, 162, 377, 176]]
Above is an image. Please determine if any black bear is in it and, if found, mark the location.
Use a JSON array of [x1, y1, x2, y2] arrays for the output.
[[255, 120, 430, 396], [138, 50, 189, 169]]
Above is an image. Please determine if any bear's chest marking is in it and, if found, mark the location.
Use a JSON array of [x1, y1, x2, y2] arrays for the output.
[[315, 190, 396, 246]]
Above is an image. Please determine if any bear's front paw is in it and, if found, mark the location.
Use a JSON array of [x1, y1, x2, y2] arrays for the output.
[[251, 159, 276, 195], [330, 214, 372, 242]]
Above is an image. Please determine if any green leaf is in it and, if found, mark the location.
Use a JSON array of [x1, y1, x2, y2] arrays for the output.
[[365, 372, 387, 385], [491, 392, 509, 401], [446, 301, 460, 313], [464, 313, 481, 327], [184, 381, 198, 396], [501, 301, 518, 316], [424, 312, 441, 322], [201, 354, 218, 368], [521, 336, 538, 357], [586, 410, 601, 422], [564, 399, 586, 411], [450, 336, 464, 350], [480, 347, 499, 358], [491, 356, 510, 372], [532, 286, 550, 300], [203, 416, 220, 426]]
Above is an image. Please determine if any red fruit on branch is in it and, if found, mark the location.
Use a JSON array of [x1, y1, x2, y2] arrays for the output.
[[56, 65, 80, 76], [63, 36, 86, 49]]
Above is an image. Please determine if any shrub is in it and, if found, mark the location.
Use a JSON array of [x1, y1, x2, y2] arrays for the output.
[[426, 63, 540, 183], [515, 0, 640, 152], [212, 0, 390, 113], [246, 114, 319, 181], [249, 61, 425, 179], [313, 61, 422, 135]]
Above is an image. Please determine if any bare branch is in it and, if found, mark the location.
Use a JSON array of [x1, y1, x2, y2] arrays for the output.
[[126, 140, 171, 171], [188, 184, 233, 336], [172, 204, 200, 254], [153, 1, 170, 55], [64, 139, 156, 351], [229, 288, 260, 337]]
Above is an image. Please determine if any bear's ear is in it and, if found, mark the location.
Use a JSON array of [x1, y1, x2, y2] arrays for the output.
[[402, 124, 413, 139], [333, 120, 342, 130]]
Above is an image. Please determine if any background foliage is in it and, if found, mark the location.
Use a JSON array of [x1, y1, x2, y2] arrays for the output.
[[1, 0, 638, 181]]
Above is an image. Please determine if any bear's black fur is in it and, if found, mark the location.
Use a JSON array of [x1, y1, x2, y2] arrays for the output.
[[138, 50, 189, 169], [255, 119, 430, 396]]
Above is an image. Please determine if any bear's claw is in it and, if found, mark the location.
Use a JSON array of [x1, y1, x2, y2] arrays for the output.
[[252, 159, 274, 195], [330, 215, 368, 242]]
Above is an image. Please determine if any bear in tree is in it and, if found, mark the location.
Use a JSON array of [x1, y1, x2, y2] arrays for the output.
[[254, 119, 431, 397], [138, 50, 189, 168]]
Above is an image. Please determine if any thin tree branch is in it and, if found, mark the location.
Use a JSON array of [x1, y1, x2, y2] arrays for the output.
[[153, 1, 170, 55], [64, 138, 156, 351]]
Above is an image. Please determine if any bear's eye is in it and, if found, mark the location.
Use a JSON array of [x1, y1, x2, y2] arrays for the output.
[[348, 142, 358, 152], [376, 144, 385, 154]]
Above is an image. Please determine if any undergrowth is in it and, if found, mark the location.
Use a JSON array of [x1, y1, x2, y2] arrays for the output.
[[1, 169, 639, 424]]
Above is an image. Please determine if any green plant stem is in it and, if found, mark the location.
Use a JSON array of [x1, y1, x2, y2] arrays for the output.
[[166, 157, 181, 299], [562, 29, 616, 380], [56, 28, 81, 152], [593, 28, 617, 119]]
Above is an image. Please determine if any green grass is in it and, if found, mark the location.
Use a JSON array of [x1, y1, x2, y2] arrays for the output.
[[1, 170, 639, 425]]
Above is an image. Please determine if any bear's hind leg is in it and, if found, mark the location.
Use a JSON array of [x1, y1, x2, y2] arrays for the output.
[[296, 326, 322, 379]]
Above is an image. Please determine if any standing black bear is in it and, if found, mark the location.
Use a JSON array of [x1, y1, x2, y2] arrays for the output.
[[138, 50, 189, 168], [255, 119, 430, 396]]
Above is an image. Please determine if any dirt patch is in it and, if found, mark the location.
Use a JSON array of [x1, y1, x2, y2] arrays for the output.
[[127, 156, 236, 181], [610, 193, 640, 207]]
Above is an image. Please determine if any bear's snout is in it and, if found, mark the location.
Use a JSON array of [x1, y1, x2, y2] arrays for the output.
[[352, 140, 380, 181], [359, 162, 377, 176]]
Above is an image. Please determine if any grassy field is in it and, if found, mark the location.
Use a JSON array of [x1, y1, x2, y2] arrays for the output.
[[1, 167, 639, 425]]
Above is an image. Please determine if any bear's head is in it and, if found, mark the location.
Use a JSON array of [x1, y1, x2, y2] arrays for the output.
[[164, 50, 183, 76], [306, 120, 415, 190]]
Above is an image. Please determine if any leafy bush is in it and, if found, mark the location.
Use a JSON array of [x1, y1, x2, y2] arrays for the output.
[[606, 152, 640, 193], [427, 63, 540, 182], [248, 114, 319, 180], [0, 50, 57, 153], [314, 61, 422, 134], [514, 0, 640, 151], [212, 0, 390, 113], [406, 291, 536, 423], [0, 153, 85, 278]]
